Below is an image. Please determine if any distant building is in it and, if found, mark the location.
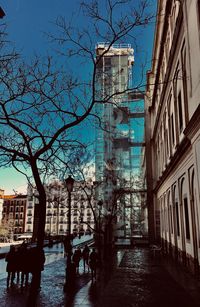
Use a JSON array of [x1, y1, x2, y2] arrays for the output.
[[0, 189, 4, 223], [2, 194, 27, 235], [146, 0, 200, 273], [25, 180, 95, 237]]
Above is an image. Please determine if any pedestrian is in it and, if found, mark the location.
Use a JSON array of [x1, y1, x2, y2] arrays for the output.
[[30, 247, 45, 291], [72, 249, 82, 274], [89, 248, 98, 281], [19, 243, 30, 288], [82, 244, 90, 272], [15, 246, 21, 284], [5, 245, 16, 288]]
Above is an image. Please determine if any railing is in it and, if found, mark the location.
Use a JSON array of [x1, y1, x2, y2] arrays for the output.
[[96, 42, 132, 49]]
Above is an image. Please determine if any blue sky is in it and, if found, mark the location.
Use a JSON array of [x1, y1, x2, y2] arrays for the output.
[[0, 0, 157, 194]]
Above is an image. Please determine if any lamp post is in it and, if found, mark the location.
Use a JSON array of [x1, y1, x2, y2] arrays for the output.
[[64, 175, 75, 290], [97, 200, 103, 266]]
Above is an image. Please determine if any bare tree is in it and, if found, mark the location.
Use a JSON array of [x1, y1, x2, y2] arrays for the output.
[[0, 0, 155, 287]]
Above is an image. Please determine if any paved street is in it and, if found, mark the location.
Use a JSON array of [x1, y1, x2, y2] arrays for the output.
[[0, 247, 200, 306]]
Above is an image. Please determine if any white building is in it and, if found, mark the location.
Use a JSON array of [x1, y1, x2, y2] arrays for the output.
[[0, 189, 4, 224], [146, 0, 200, 273], [25, 180, 95, 237]]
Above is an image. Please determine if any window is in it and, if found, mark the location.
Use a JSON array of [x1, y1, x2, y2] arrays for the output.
[[184, 197, 190, 240], [171, 113, 175, 145], [197, 1, 200, 28], [178, 92, 183, 132], [175, 202, 180, 236], [104, 57, 111, 66], [170, 206, 173, 234]]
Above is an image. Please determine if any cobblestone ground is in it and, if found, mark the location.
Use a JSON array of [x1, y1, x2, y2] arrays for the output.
[[95, 248, 200, 307], [0, 248, 200, 306]]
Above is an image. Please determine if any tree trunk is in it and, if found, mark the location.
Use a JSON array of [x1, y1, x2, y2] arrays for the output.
[[31, 160, 47, 249]]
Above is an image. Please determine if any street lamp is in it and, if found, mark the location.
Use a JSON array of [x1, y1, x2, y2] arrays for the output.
[[97, 200, 103, 265], [64, 175, 75, 290]]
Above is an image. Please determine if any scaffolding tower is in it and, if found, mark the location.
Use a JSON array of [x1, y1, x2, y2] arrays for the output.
[[95, 43, 145, 239]]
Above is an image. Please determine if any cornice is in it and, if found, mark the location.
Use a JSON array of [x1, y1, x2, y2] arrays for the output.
[[184, 104, 200, 140]]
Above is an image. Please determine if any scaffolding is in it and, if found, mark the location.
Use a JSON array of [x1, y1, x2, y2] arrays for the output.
[[95, 43, 145, 239]]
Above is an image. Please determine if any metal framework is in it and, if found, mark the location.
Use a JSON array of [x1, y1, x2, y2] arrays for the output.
[[95, 43, 145, 238]]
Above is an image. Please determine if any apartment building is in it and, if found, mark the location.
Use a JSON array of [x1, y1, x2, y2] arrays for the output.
[[25, 180, 94, 237], [0, 189, 4, 223], [2, 194, 27, 236], [146, 0, 200, 273]]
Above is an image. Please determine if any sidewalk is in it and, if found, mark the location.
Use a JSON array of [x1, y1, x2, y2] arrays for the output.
[[0, 247, 200, 306]]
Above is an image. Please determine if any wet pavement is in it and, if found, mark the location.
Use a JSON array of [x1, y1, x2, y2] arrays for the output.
[[0, 247, 200, 306]]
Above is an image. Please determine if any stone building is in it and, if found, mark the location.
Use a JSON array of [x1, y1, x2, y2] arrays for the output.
[[2, 194, 27, 236], [0, 189, 4, 224], [146, 0, 200, 273], [25, 180, 94, 237]]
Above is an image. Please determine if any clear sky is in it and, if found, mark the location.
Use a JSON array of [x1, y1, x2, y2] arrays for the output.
[[0, 0, 157, 194]]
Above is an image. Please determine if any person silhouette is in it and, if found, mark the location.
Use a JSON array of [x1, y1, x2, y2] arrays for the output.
[[5, 245, 16, 288], [82, 244, 90, 272], [89, 248, 98, 281]]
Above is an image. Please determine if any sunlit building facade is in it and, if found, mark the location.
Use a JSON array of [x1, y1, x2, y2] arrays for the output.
[[2, 194, 27, 236], [146, 0, 200, 273], [25, 180, 94, 237], [0, 189, 4, 224]]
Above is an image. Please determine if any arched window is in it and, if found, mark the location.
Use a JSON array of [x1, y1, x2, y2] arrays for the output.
[[167, 191, 172, 234], [173, 185, 180, 236], [181, 178, 190, 240]]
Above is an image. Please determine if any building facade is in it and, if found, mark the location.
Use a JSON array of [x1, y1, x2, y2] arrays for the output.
[[2, 194, 27, 237], [146, 0, 200, 273], [25, 180, 95, 237], [0, 189, 4, 224]]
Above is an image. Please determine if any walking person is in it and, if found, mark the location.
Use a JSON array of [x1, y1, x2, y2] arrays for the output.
[[72, 249, 82, 274], [89, 248, 98, 282], [5, 245, 16, 288], [82, 244, 90, 272], [15, 246, 21, 284]]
